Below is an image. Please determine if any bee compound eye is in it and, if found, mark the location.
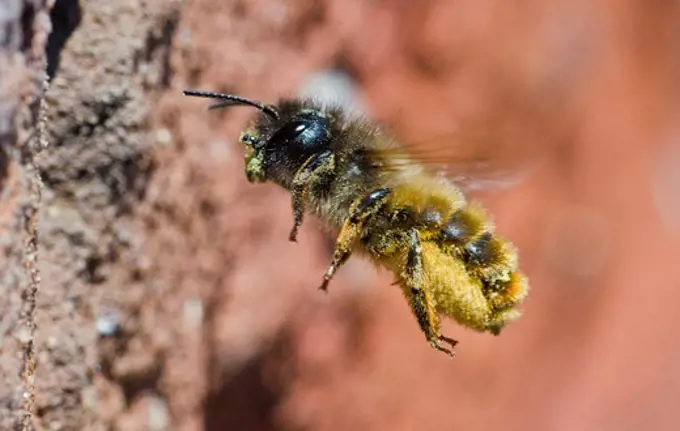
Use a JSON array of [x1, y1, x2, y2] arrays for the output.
[[295, 119, 329, 150], [269, 117, 330, 154]]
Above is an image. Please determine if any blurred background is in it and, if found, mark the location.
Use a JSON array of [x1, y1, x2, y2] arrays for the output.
[[2, 0, 680, 429]]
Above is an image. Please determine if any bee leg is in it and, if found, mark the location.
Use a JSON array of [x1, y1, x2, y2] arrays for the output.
[[403, 229, 458, 357], [320, 188, 391, 291], [289, 150, 336, 242]]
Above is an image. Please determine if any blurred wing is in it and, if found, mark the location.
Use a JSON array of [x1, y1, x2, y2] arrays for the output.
[[376, 127, 545, 192]]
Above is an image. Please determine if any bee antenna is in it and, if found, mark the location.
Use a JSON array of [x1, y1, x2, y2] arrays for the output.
[[183, 90, 280, 120]]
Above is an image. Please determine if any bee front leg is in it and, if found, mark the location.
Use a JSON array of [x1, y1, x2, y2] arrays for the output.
[[289, 150, 336, 242], [403, 229, 458, 357], [320, 188, 391, 291]]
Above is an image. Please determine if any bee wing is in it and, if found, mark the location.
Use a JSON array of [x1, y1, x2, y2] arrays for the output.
[[375, 127, 545, 192]]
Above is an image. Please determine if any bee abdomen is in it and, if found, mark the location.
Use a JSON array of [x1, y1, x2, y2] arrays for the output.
[[439, 207, 485, 244], [463, 232, 497, 265], [437, 203, 526, 313], [487, 271, 528, 312]]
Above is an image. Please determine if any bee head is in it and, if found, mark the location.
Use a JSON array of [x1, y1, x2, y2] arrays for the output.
[[183, 90, 333, 187]]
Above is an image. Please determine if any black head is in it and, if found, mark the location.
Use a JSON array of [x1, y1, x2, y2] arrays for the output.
[[183, 90, 334, 187]]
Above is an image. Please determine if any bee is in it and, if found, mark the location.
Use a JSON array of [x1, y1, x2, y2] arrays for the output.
[[183, 89, 529, 357]]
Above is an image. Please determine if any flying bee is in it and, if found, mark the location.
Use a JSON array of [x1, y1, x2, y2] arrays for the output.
[[183, 89, 529, 357]]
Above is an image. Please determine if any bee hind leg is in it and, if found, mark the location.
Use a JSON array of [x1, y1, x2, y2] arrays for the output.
[[403, 229, 458, 357], [319, 188, 391, 291], [289, 150, 336, 242]]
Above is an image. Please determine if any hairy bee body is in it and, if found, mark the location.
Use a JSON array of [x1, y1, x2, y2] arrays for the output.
[[362, 177, 526, 334], [184, 91, 528, 356]]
